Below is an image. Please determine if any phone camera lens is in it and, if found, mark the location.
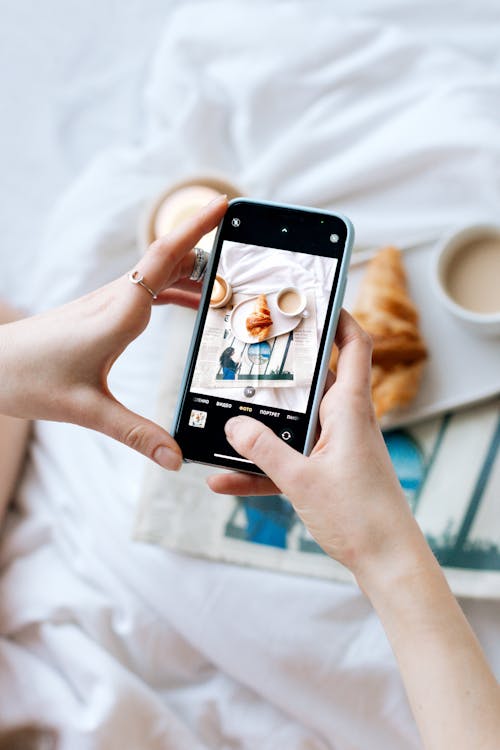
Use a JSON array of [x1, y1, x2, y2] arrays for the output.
[[231, 217, 241, 228]]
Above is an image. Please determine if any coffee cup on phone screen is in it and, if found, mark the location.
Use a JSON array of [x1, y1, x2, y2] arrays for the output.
[[277, 286, 307, 317]]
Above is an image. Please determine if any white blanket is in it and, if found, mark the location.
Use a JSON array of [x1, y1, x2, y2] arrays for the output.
[[2, 3, 500, 748]]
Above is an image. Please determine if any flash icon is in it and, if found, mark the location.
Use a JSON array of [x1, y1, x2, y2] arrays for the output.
[[330, 233, 339, 243]]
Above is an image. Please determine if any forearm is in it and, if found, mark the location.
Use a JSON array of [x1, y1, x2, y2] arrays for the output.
[[0, 301, 31, 522], [0, 317, 27, 417], [0, 415, 31, 521], [355, 522, 500, 750], [0, 311, 53, 419]]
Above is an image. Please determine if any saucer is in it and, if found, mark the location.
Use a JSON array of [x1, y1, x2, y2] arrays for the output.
[[229, 291, 305, 344]]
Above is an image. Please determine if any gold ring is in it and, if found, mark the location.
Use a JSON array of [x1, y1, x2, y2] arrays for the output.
[[128, 270, 158, 300]]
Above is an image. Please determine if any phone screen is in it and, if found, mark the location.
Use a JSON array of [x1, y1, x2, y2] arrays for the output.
[[174, 200, 350, 474]]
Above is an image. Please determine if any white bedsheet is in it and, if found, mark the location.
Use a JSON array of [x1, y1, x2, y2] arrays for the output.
[[1, 2, 500, 748]]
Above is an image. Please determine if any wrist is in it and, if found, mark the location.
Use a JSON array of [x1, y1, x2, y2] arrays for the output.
[[0, 318, 35, 418], [351, 513, 440, 602]]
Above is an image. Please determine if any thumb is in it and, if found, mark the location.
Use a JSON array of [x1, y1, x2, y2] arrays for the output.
[[225, 416, 308, 492], [90, 394, 182, 470]]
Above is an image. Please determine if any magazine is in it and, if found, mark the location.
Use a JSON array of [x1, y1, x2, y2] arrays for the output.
[[134, 303, 500, 599]]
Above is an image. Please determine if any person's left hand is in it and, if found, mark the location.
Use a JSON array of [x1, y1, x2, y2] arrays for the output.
[[0, 195, 227, 469]]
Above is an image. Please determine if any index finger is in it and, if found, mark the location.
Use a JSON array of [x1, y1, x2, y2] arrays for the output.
[[135, 194, 228, 292], [317, 309, 373, 431], [332, 309, 372, 395], [207, 472, 281, 496]]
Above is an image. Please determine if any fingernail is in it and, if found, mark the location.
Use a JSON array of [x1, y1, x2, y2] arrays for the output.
[[224, 416, 244, 439], [208, 194, 227, 206], [153, 445, 182, 471]]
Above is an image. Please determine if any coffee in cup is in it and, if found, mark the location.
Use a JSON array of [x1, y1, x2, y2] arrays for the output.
[[141, 175, 242, 252], [210, 275, 232, 308], [433, 224, 500, 337], [277, 286, 307, 317]]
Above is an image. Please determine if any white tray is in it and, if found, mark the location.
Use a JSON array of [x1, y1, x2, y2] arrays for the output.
[[229, 291, 305, 344], [345, 245, 500, 430]]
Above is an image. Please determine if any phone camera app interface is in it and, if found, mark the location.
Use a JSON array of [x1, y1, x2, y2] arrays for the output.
[[179, 240, 338, 470]]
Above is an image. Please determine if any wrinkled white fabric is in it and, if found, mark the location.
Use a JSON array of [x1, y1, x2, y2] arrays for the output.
[[2, 2, 500, 749], [199, 243, 337, 411]]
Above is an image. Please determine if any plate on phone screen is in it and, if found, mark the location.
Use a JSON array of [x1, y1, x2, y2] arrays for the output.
[[346, 244, 500, 430], [229, 291, 305, 344]]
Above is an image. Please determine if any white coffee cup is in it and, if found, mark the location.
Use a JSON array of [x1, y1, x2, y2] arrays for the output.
[[140, 174, 243, 252], [432, 224, 500, 337], [210, 275, 233, 308], [276, 286, 307, 317]]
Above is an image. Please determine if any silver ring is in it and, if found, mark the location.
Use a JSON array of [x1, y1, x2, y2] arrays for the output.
[[128, 270, 158, 300], [189, 247, 210, 282]]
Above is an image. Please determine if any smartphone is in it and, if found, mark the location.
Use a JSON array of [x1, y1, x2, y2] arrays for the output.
[[172, 199, 354, 475]]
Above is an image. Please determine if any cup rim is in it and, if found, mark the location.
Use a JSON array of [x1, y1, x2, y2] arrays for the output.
[[276, 286, 307, 316], [432, 224, 500, 324], [142, 173, 243, 249], [209, 275, 232, 308]]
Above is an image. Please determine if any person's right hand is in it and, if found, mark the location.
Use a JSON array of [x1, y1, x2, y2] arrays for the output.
[[208, 310, 419, 578], [0, 196, 227, 471]]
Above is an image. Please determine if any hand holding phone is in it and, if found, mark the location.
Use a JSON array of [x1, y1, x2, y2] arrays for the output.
[[207, 308, 411, 570], [173, 199, 354, 474], [208, 309, 500, 750], [0, 196, 229, 470]]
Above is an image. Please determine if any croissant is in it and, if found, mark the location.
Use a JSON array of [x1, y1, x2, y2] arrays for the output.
[[246, 294, 273, 341], [330, 246, 427, 418]]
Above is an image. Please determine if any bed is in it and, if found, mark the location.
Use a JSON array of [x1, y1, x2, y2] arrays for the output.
[[1, 2, 499, 748]]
